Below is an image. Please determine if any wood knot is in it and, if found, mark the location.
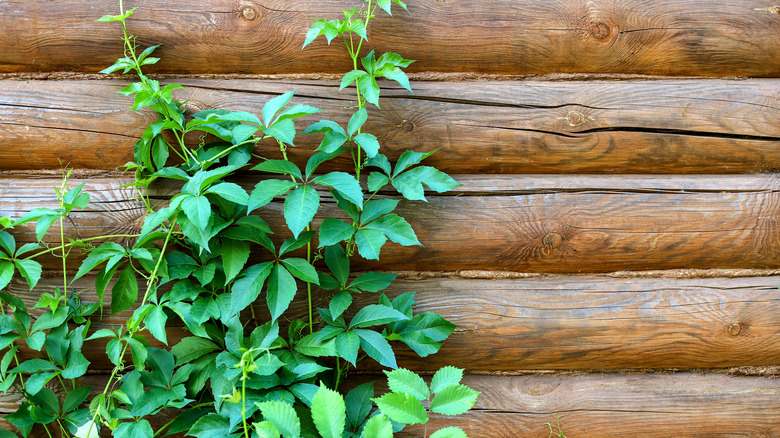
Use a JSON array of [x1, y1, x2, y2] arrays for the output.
[[241, 5, 259, 21], [727, 322, 742, 336], [401, 120, 415, 132], [565, 110, 587, 127], [542, 232, 563, 250], [591, 22, 611, 40]]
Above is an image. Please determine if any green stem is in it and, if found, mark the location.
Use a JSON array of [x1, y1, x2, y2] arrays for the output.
[[306, 225, 313, 334], [241, 369, 250, 438], [24, 234, 141, 260], [335, 358, 342, 390]]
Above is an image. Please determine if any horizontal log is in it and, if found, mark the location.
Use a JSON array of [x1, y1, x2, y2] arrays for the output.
[[2, 1, 780, 76], [2, 79, 780, 173], [2, 373, 779, 437], [6, 273, 780, 371], [1, 175, 778, 273]]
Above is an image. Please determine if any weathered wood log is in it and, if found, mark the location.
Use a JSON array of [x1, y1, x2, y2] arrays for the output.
[[2, 79, 780, 173], [6, 273, 780, 371], [2, 373, 779, 437], [1, 175, 778, 273], [2, 1, 780, 77]]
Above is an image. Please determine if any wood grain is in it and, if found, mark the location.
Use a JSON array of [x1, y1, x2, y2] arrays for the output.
[[2, 373, 778, 437], [2, 1, 780, 76], [2, 79, 780, 173], [5, 273, 780, 371], [1, 174, 778, 273]]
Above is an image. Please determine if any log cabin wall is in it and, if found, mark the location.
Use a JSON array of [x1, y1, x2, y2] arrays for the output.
[[1, 0, 780, 436]]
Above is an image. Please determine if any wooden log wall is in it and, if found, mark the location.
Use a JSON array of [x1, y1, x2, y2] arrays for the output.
[[2, 0, 780, 436]]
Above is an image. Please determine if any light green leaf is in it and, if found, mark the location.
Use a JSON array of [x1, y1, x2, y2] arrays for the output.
[[385, 368, 430, 401], [31, 307, 67, 333], [262, 91, 296, 127], [381, 66, 412, 93], [429, 427, 469, 438], [340, 70, 368, 90], [266, 264, 298, 320], [0, 231, 14, 257], [353, 133, 380, 158], [354, 229, 387, 260], [431, 366, 464, 394], [280, 258, 320, 284], [350, 305, 408, 329], [263, 118, 297, 146], [205, 182, 249, 205], [357, 75, 380, 108], [347, 108, 368, 137], [251, 160, 303, 180], [392, 166, 461, 201], [144, 306, 168, 345], [318, 218, 355, 248], [429, 384, 480, 416], [25, 371, 58, 395], [111, 266, 138, 315], [171, 337, 219, 366], [355, 329, 396, 368], [335, 331, 359, 366], [256, 401, 301, 438], [14, 259, 41, 290], [0, 262, 13, 291], [72, 242, 125, 282], [364, 214, 420, 246], [187, 413, 231, 438], [311, 383, 345, 438], [372, 392, 427, 425], [348, 272, 397, 292], [367, 172, 390, 192], [312, 172, 363, 208], [284, 185, 320, 238], [328, 290, 352, 320], [230, 262, 273, 318], [180, 195, 212, 230], [248, 179, 298, 212], [254, 421, 281, 438], [294, 332, 336, 357], [221, 239, 250, 284], [360, 414, 393, 438]]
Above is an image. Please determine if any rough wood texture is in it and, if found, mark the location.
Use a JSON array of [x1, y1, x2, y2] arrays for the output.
[[2, 79, 780, 173], [2, 1, 780, 76], [5, 273, 780, 371], [1, 175, 778, 273], [2, 373, 778, 437]]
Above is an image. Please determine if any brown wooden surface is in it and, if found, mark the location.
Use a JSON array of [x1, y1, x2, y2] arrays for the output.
[[6, 273, 780, 371], [1, 174, 778, 273], [1, 373, 778, 437], [2, 1, 780, 77], [2, 78, 780, 173]]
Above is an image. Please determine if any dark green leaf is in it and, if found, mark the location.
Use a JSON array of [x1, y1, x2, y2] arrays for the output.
[[279, 231, 315, 256], [364, 214, 420, 246], [221, 239, 250, 284], [186, 414, 230, 438], [62, 385, 92, 413], [360, 199, 398, 224], [248, 179, 298, 212], [284, 185, 320, 238], [145, 305, 168, 345], [355, 329, 396, 368], [294, 332, 336, 357], [30, 307, 67, 333], [0, 231, 14, 257], [306, 147, 348, 178], [350, 305, 408, 329], [335, 331, 359, 366], [111, 266, 138, 315], [312, 172, 363, 208], [324, 244, 349, 285], [230, 262, 273, 318], [318, 218, 355, 248], [171, 337, 219, 366], [348, 272, 397, 292], [267, 264, 297, 320], [251, 160, 302, 180], [328, 290, 352, 320], [280, 258, 320, 284]]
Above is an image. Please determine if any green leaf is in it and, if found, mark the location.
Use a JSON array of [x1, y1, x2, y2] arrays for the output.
[[256, 401, 301, 438], [0, 261, 14, 292], [251, 160, 303, 180], [357, 75, 380, 108], [62, 385, 92, 413], [26, 330, 46, 351], [10, 358, 60, 374], [111, 266, 138, 315], [360, 414, 393, 438], [14, 259, 41, 290], [312, 172, 363, 208], [372, 392, 427, 425], [180, 195, 212, 230], [262, 91, 296, 127], [392, 166, 461, 201], [72, 242, 125, 282], [294, 332, 336, 357], [279, 231, 315, 256], [392, 150, 435, 177], [340, 70, 368, 90], [354, 229, 387, 260], [429, 427, 469, 438], [171, 337, 219, 366], [187, 413, 231, 438], [25, 371, 58, 395], [284, 185, 320, 238], [334, 331, 359, 366], [385, 368, 430, 401], [31, 307, 67, 333], [144, 305, 168, 345], [266, 264, 297, 320], [328, 290, 352, 320], [205, 182, 249, 205], [429, 384, 479, 416], [126, 337, 148, 370], [311, 383, 346, 438], [348, 272, 397, 292], [364, 214, 420, 246], [280, 258, 320, 284], [381, 66, 412, 93], [0, 231, 14, 257], [347, 108, 368, 137], [355, 329, 396, 368], [263, 118, 297, 146], [350, 305, 408, 329], [318, 218, 355, 247], [254, 421, 281, 438], [221, 239, 250, 284], [250, 320, 280, 350], [367, 172, 390, 192], [360, 199, 398, 225], [230, 262, 273, 318], [345, 382, 375, 429], [303, 21, 326, 48], [353, 133, 380, 158], [324, 244, 349, 285], [306, 146, 348, 178], [249, 179, 298, 212], [431, 366, 464, 394]]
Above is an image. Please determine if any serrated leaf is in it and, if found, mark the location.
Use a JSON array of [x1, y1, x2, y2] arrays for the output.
[[267, 264, 298, 320], [364, 214, 420, 246], [111, 266, 138, 315], [280, 258, 319, 284], [62, 385, 92, 413], [0, 262, 13, 293], [385, 368, 430, 401], [263, 118, 297, 146], [372, 392, 427, 425], [312, 172, 363, 208], [256, 401, 300, 438], [334, 331, 359, 366], [318, 218, 355, 248], [348, 272, 397, 292], [324, 244, 349, 285], [311, 384, 345, 438], [249, 179, 298, 212], [354, 229, 387, 260], [357, 75, 380, 108], [360, 414, 393, 438], [278, 231, 315, 256], [350, 305, 408, 329], [251, 160, 303, 180], [392, 166, 461, 201], [353, 133, 380, 158], [230, 262, 273, 318], [0, 231, 14, 257], [328, 290, 352, 320], [255, 421, 281, 438], [72, 242, 125, 282], [431, 366, 464, 394], [171, 337, 219, 366], [14, 259, 41, 290], [340, 70, 368, 90], [347, 108, 368, 137], [360, 199, 398, 224], [429, 427, 468, 438], [284, 185, 320, 238], [429, 384, 479, 416], [180, 195, 212, 230], [221, 239, 250, 284], [187, 413, 231, 438], [144, 305, 168, 345], [205, 182, 249, 205], [262, 91, 296, 127], [355, 329, 396, 368]]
